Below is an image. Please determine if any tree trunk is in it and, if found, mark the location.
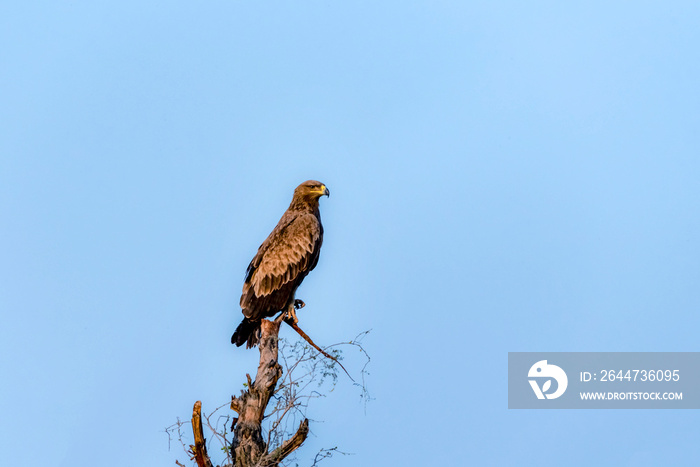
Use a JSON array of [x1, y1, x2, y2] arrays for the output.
[[229, 318, 309, 467]]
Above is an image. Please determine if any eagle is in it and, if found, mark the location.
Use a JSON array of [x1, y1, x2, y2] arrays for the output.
[[231, 180, 330, 348]]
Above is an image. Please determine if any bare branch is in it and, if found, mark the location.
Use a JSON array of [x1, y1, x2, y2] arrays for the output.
[[260, 418, 309, 466], [191, 401, 214, 467], [284, 319, 355, 382]]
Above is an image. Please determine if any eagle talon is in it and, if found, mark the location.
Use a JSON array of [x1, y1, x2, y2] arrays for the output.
[[294, 299, 305, 310], [289, 308, 299, 324], [275, 304, 299, 325]]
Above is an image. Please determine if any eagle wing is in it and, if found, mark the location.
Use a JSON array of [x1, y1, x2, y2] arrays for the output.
[[240, 212, 322, 319]]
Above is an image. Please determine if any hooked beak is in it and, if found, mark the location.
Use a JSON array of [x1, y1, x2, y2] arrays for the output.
[[322, 185, 330, 197]]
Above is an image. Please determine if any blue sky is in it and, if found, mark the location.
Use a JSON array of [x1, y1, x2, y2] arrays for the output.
[[1, 1, 699, 466]]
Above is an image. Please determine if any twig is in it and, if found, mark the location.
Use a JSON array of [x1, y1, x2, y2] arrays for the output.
[[284, 319, 355, 383]]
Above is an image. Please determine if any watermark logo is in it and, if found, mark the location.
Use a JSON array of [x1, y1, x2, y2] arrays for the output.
[[510, 353, 699, 409], [528, 360, 568, 399]]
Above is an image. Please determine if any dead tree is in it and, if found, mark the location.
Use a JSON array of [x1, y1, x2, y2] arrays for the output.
[[191, 317, 307, 467], [172, 316, 370, 467]]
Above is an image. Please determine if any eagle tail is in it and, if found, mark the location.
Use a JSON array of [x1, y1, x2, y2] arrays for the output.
[[231, 318, 261, 348]]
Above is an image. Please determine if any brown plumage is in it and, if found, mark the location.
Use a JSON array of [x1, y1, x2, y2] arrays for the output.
[[231, 180, 330, 348]]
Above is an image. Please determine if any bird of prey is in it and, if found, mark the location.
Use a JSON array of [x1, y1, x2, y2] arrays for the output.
[[231, 180, 330, 348]]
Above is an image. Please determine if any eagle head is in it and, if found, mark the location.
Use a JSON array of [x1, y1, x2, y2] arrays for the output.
[[296, 180, 330, 200]]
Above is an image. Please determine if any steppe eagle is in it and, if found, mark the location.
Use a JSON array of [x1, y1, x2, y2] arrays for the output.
[[231, 180, 330, 348]]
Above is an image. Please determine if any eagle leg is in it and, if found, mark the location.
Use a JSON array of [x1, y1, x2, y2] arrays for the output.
[[294, 299, 305, 310]]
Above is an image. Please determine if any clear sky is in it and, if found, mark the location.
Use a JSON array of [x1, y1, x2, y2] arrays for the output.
[[1, 1, 699, 466]]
